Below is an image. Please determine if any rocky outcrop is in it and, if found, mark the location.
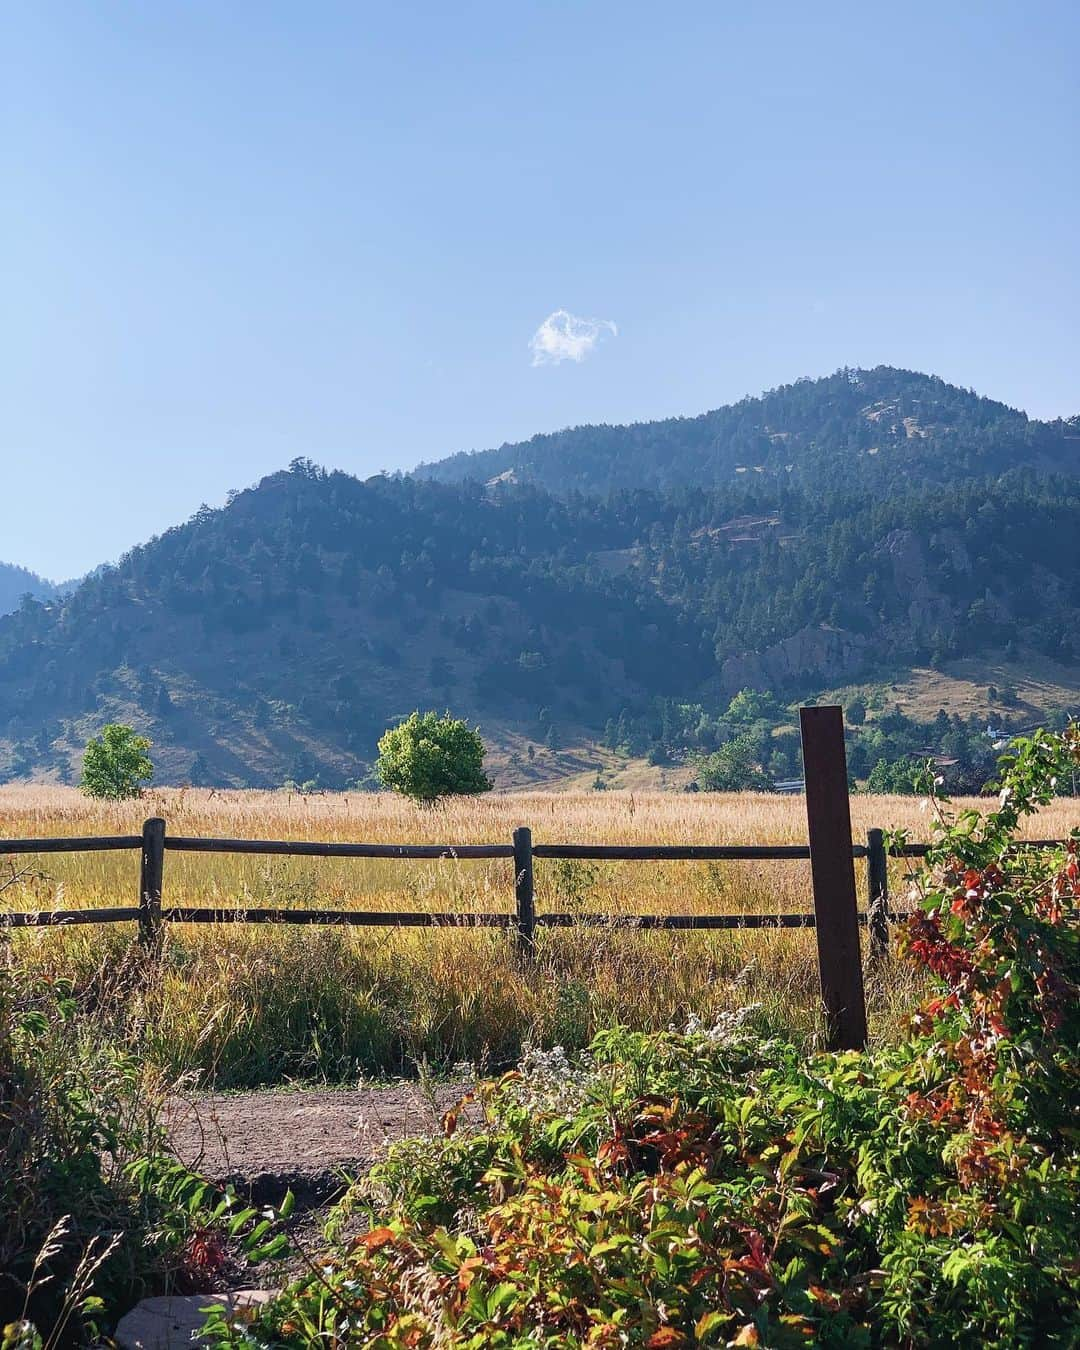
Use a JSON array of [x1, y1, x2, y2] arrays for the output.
[[876, 528, 961, 632], [719, 625, 869, 696]]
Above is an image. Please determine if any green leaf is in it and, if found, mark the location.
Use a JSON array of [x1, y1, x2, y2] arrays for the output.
[[247, 1233, 290, 1262]]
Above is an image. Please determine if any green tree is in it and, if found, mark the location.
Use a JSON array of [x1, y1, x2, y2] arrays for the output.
[[865, 755, 921, 794], [376, 711, 492, 806], [80, 724, 153, 800], [695, 732, 770, 791], [724, 687, 779, 726], [846, 697, 866, 726]]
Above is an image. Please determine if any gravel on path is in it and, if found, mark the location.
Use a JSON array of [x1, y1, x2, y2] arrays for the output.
[[166, 1078, 472, 1206]]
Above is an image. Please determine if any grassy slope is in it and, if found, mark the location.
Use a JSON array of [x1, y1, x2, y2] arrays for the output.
[[498, 653, 1080, 793], [819, 655, 1080, 727], [19, 654, 1080, 794], [482, 730, 693, 792]]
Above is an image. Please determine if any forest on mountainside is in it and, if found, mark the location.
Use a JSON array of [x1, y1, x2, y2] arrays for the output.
[[0, 562, 59, 617], [419, 366, 1079, 496], [1, 367, 1078, 787]]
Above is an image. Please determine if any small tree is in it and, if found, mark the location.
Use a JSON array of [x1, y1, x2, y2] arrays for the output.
[[865, 755, 921, 794], [724, 687, 779, 726], [80, 724, 153, 800], [695, 732, 770, 791], [376, 711, 492, 806]]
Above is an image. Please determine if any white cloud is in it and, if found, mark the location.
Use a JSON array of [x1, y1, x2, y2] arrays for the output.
[[529, 308, 617, 366]]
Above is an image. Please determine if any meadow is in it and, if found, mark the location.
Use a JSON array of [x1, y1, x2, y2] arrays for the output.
[[2, 785, 1075, 1087]]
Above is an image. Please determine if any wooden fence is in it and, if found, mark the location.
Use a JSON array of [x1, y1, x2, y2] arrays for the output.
[[0, 708, 1066, 1050]]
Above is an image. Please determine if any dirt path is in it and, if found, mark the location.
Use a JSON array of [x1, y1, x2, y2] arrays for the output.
[[166, 1079, 471, 1207]]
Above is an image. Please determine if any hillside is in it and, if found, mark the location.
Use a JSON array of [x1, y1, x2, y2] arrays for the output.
[[1, 370, 1078, 789], [0, 562, 58, 616], [635, 473, 1080, 677], [418, 366, 1080, 496], [0, 465, 709, 786], [1, 464, 1079, 788]]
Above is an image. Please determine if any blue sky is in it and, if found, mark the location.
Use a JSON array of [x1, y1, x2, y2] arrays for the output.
[[4, 1, 1078, 579]]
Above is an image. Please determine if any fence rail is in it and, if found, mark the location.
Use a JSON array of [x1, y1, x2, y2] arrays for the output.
[[0, 835, 143, 854], [0, 837, 1063, 861], [2, 837, 1062, 934], [167, 838, 516, 859], [0, 708, 1070, 1050]]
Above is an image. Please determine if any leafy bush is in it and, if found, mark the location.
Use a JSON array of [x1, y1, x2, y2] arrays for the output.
[[865, 754, 922, 794], [724, 688, 780, 726], [376, 711, 492, 806], [695, 732, 770, 792], [79, 724, 153, 800], [207, 727, 1080, 1348]]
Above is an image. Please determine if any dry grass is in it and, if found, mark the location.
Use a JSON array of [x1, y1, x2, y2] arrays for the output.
[[1, 786, 1075, 1087], [821, 656, 1080, 727]]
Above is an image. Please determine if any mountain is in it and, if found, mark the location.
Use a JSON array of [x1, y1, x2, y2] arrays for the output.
[[418, 366, 1080, 496], [1, 371, 1078, 788], [0, 465, 708, 786], [0, 563, 59, 617]]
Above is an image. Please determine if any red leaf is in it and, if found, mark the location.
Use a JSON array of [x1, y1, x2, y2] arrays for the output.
[[646, 1329, 687, 1348]]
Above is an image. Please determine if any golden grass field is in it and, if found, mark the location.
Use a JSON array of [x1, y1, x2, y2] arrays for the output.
[[2, 785, 1076, 1087]]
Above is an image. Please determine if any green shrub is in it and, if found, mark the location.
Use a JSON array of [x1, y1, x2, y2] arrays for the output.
[[695, 732, 770, 792], [376, 711, 492, 806], [724, 688, 779, 726], [866, 754, 922, 794], [79, 724, 153, 800]]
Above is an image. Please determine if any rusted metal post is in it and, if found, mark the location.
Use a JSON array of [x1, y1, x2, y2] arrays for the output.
[[866, 827, 890, 960], [139, 816, 165, 950], [513, 826, 535, 959], [799, 707, 867, 1050]]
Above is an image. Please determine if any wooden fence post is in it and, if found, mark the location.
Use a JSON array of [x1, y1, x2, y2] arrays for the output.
[[139, 816, 165, 950], [799, 707, 868, 1050], [513, 826, 535, 959], [866, 827, 889, 960]]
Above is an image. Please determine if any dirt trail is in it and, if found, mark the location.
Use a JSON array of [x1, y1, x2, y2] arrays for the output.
[[166, 1079, 470, 1207]]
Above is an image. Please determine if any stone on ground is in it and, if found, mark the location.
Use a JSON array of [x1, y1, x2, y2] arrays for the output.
[[114, 1290, 273, 1349]]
